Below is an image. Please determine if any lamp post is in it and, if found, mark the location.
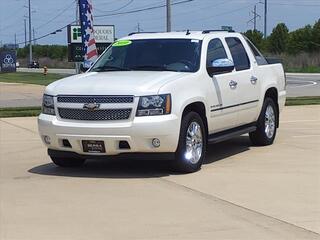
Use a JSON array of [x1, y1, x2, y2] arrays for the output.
[[28, 0, 32, 64]]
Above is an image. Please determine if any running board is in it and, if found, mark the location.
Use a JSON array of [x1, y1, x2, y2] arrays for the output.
[[208, 123, 257, 144]]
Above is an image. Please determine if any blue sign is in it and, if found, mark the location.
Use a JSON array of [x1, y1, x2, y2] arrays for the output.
[[0, 51, 16, 73]]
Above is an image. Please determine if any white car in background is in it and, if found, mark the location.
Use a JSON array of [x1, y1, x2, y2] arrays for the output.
[[38, 30, 286, 172]]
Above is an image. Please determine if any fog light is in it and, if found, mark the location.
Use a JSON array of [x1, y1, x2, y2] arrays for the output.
[[43, 135, 51, 144], [152, 138, 160, 148]]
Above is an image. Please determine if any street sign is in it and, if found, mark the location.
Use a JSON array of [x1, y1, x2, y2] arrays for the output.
[[0, 50, 16, 73], [67, 25, 115, 44], [67, 25, 115, 62]]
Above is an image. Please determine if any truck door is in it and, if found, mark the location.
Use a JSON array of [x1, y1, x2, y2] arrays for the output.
[[225, 37, 260, 126], [206, 38, 239, 133]]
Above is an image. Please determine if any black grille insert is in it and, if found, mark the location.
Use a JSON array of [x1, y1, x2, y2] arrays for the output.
[[58, 108, 132, 121]]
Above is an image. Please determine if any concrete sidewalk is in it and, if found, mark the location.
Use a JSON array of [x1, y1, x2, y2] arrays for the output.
[[0, 106, 319, 239]]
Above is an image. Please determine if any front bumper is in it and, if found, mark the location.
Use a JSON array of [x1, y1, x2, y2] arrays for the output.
[[38, 113, 180, 156]]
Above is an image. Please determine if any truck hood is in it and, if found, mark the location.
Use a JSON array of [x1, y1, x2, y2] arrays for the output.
[[45, 71, 189, 96]]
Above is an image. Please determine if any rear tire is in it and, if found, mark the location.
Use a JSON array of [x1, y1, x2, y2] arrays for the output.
[[250, 97, 278, 146], [174, 112, 206, 173], [50, 156, 85, 168]]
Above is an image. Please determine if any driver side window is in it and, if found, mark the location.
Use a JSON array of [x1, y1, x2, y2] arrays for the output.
[[206, 38, 228, 67]]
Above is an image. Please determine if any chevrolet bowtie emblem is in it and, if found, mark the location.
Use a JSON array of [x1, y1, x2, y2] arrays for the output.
[[83, 103, 100, 111]]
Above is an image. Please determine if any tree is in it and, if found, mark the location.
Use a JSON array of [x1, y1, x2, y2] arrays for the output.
[[312, 19, 320, 51], [244, 30, 265, 51], [267, 23, 289, 54], [287, 25, 314, 54]]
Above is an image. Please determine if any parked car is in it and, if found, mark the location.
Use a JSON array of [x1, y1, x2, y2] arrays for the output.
[[38, 30, 286, 172], [28, 61, 39, 68]]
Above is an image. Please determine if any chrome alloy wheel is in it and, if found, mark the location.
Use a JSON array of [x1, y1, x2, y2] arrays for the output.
[[185, 121, 203, 164], [265, 105, 276, 139]]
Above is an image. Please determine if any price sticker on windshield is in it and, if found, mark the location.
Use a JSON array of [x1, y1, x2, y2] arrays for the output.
[[112, 40, 132, 47]]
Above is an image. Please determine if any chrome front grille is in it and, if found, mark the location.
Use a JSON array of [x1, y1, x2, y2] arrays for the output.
[[58, 108, 132, 121], [57, 95, 134, 121], [57, 95, 134, 104]]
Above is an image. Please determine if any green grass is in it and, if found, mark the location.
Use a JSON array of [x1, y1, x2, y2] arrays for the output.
[[286, 96, 320, 106], [0, 72, 67, 86], [286, 66, 320, 73], [0, 107, 41, 118]]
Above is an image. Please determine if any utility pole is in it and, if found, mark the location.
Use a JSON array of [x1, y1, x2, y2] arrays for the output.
[[33, 27, 36, 45], [28, 0, 32, 64], [166, 0, 171, 32], [14, 33, 17, 50], [264, 0, 267, 38], [247, 5, 260, 31], [137, 22, 141, 33], [253, 5, 257, 31], [24, 18, 27, 47]]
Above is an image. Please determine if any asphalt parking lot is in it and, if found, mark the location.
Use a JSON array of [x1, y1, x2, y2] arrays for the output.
[[0, 105, 319, 239]]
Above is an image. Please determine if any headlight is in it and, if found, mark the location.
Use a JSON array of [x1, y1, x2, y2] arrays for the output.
[[42, 94, 55, 115], [136, 94, 171, 116]]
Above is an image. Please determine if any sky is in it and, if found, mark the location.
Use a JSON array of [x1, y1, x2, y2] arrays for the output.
[[0, 0, 319, 46]]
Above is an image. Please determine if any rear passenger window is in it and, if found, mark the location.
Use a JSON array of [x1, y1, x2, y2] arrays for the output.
[[245, 38, 268, 65], [206, 38, 228, 66], [225, 37, 250, 71]]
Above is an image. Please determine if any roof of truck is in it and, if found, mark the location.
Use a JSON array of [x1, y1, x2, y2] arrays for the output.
[[121, 30, 241, 41]]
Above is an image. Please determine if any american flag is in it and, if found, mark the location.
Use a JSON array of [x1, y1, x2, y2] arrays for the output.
[[79, 0, 98, 67]]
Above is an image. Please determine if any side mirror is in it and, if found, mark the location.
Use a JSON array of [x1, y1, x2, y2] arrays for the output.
[[80, 63, 89, 73], [207, 58, 234, 76]]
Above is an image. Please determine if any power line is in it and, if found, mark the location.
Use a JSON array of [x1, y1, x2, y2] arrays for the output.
[[95, 0, 194, 18], [94, 0, 132, 8], [178, 2, 256, 25], [94, 0, 134, 13], [16, 0, 193, 45], [34, 0, 76, 30], [269, 2, 320, 7], [163, 0, 236, 19], [16, 21, 75, 45]]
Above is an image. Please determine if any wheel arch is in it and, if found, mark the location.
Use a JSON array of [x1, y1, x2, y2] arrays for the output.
[[264, 87, 279, 128], [182, 101, 208, 138]]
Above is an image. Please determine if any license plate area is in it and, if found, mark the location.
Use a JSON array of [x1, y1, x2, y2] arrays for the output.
[[82, 140, 106, 153]]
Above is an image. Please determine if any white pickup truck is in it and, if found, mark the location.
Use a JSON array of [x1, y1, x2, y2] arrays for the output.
[[38, 30, 286, 172]]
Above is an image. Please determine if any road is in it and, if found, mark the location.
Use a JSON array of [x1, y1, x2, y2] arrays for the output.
[[0, 106, 319, 239], [286, 73, 320, 97]]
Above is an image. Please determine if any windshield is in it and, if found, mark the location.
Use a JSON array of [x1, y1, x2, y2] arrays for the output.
[[90, 39, 202, 73]]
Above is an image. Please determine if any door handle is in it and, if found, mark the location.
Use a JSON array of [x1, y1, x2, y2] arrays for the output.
[[250, 76, 258, 84], [229, 80, 238, 89]]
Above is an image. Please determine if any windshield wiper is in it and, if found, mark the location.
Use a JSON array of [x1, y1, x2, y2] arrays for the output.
[[91, 65, 131, 72], [130, 65, 176, 72]]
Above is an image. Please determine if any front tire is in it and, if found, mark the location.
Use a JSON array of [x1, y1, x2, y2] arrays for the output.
[[174, 112, 206, 173], [250, 97, 278, 146], [50, 156, 86, 167]]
